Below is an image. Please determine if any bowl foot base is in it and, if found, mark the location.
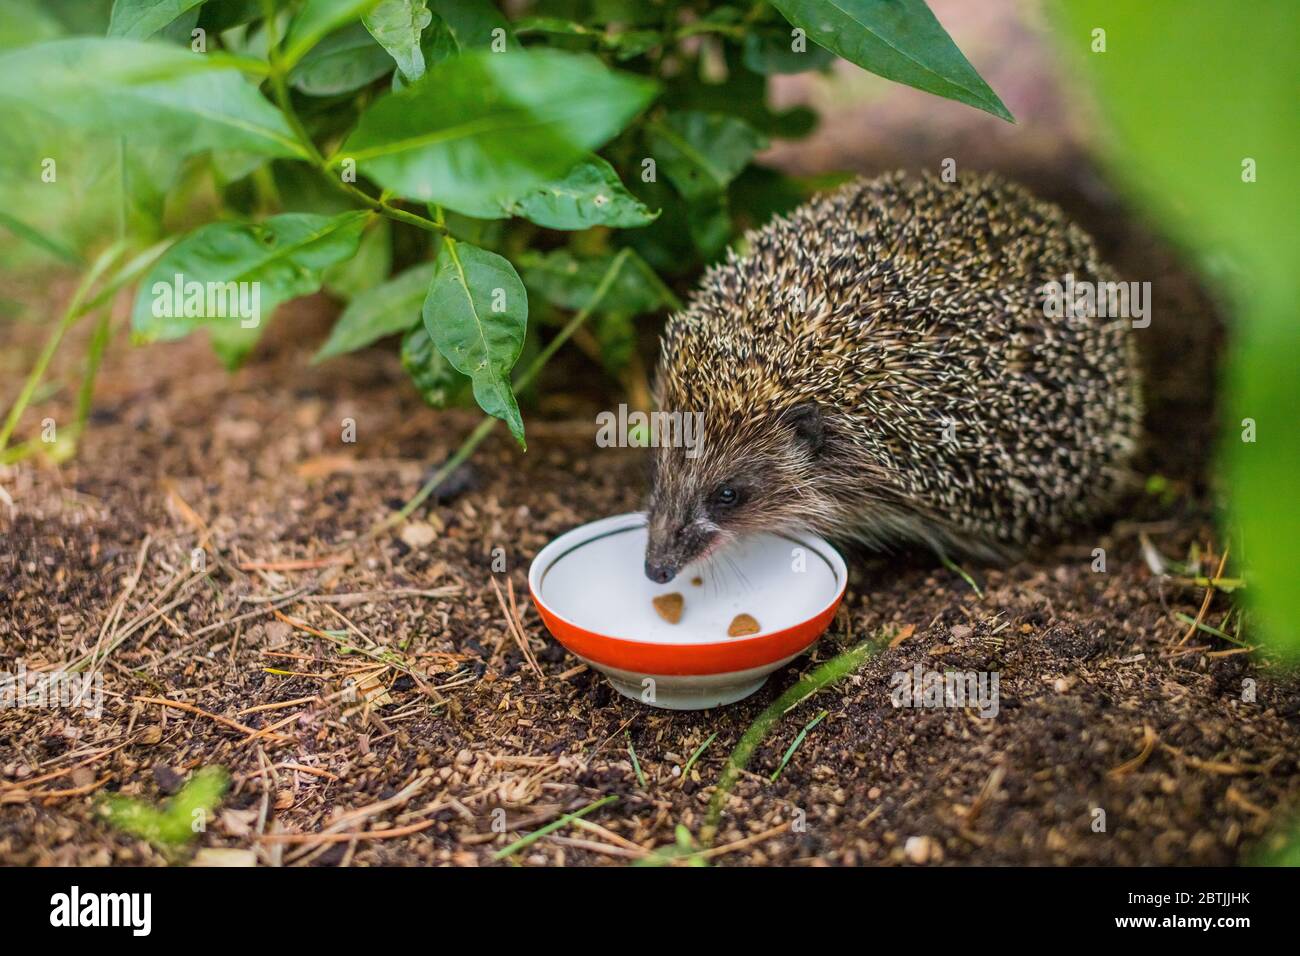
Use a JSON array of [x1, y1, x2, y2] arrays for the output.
[[603, 672, 769, 710]]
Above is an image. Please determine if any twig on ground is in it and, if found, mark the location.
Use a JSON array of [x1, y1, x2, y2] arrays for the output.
[[1108, 725, 1158, 778], [1178, 547, 1229, 646], [489, 576, 544, 679], [132, 695, 291, 742], [492, 794, 618, 861]]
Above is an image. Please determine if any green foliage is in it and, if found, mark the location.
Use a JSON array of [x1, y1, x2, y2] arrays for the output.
[[1052, 1, 1298, 664], [323, 216, 392, 298], [289, 23, 395, 95], [401, 322, 468, 407], [427, 0, 516, 51], [100, 766, 230, 849], [338, 48, 656, 214], [767, 0, 1013, 120], [363, 0, 433, 81], [704, 634, 882, 842], [501, 156, 658, 230], [635, 823, 710, 866], [314, 259, 432, 361], [742, 28, 835, 75], [0, 39, 304, 159], [423, 240, 528, 444], [282, 0, 384, 69], [1, 0, 1008, 456], [520, 248, 674, 316], [107, 0, 206, 39], [649, 111, 768, 201], [131, 211, 370, 367]]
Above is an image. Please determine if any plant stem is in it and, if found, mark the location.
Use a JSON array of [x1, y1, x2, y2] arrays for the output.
[[0, 239, 170, 459], [368, 249, 633, 536], [374, 416, 497, 534], [72, 309, 114, 441], [260, 5, 446, 238], [703, 635, 883, 845], [0, 244, 124, 453]]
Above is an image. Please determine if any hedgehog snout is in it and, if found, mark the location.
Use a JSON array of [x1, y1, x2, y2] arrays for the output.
[[644, 516, 718, 584], [644, 558, 677, 585], [643, 531, 682, 583]]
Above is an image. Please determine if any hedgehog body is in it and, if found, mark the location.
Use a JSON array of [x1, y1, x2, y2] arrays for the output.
[[643, 172, 1142, 582]]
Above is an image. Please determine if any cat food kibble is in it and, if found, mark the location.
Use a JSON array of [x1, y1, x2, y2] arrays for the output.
[[728, 613, 760, 636], [652, 593, 684, 624]]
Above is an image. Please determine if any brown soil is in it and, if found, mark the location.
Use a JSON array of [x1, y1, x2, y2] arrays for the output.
[[3, 185, 1299, 866]]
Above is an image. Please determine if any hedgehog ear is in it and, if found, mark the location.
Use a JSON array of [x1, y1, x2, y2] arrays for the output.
[[784, 402, 824, 455]]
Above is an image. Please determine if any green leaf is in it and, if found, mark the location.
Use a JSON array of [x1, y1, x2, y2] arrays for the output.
[[390, 13, 455, 90], [337, 48, 656, 215], [593, 310, 636, 374], [513, 16, 592, 39], [504, 156, 658, 230], [0, 39, 304, 159], [442, 210, 506, 250], [663, 44, 812, 139], [272, 159, 360, 214], [766, 0, 1012, 121], [283, 0, 383, 69], [400, 322, 469, 406], [649, 111, 767, 202], [323, 216, 392, 298], [742, 28, 836, 75], [0, 211, 82, 265], [686, 196, 731, 258], [198, 0, 263, 34], [519, 249, 671, 316], [163, 766, 230, 843], [621, 179, 700, 276], [427, 0, 516, 51], [422, 240, 528, 446], [511, 17, 660, 60], [107, 0, 205, 39], [364, 0, 432, 81], [290, 22, 395, 95], [0, 1, 64, 51], [608, 30, 662, 61], [315, 259, 432, 362], [132, 211, 370, 368]]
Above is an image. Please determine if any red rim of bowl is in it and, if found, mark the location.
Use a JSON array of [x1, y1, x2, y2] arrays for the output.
[[528, 513, 847, 676]]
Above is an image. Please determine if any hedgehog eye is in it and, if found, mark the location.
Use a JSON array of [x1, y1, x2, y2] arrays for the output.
[[712, 485, 741, 509]]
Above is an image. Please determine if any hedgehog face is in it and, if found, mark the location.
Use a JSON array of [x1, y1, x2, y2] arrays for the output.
[[643, 403, 826, 583]]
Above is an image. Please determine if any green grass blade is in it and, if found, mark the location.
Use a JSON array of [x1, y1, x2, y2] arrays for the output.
[[770, 709, 828, 782], [491, 794, 617, 861], [680, 730, 718, 782], [627, 733, 647, 788], [704, 635, 882, 843]]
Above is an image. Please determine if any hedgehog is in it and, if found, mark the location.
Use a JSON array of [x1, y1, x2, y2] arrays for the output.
[[642, 171, 1142, 584]]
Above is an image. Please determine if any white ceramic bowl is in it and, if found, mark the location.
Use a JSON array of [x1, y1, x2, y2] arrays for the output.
[[528, 513, 848, 709]]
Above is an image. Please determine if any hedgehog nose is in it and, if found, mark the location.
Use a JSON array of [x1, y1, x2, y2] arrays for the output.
[[645, 559, 677, 584]]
